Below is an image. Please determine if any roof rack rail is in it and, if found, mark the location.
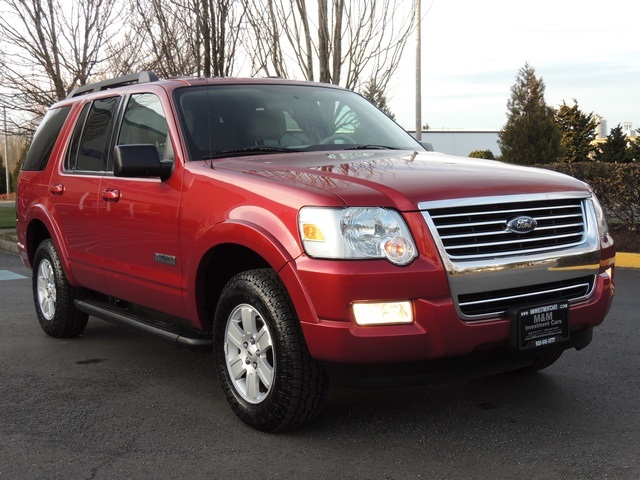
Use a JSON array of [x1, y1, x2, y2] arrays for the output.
[[66, 71, 160, 99]]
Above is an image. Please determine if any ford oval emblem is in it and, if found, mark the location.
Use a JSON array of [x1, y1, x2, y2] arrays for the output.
[[506, 216, 538, 234]]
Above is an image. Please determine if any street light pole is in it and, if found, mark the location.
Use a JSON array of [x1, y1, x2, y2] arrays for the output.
[[3, 106, 9, 195], [415, 0, 422, 141]]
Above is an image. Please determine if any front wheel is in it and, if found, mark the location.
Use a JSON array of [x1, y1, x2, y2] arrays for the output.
[[213, 269, 328, 432], [32, 239, 88, 338]]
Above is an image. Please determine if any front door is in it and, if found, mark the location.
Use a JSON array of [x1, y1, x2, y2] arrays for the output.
[[98, 92, 186, 318]]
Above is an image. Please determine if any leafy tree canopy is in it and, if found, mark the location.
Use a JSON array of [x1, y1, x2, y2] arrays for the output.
[[468, 149, 495, 160]]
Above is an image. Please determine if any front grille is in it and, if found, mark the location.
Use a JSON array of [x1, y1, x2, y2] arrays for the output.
[[423, 196, 587, 260], [458, 275, 595, 318]]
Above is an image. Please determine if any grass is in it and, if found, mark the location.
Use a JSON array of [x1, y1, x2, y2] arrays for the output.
[[0, 207, 16, 229]]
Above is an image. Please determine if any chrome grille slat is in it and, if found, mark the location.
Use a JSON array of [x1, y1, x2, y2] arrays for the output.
[[459, 283, 591, 307], [445, 232, 584, 250], [428, 203, 579, 220], [440, 223, 584, 240], [458, 276, 595, 318]]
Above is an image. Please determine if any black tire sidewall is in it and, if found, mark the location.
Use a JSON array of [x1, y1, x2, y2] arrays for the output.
[[32, 239, 87, 338], [213, 269, 318, 432]]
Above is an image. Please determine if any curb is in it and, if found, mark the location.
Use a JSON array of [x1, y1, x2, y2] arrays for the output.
[[0, 236, 19, 255], [615, 252, 640, 270]]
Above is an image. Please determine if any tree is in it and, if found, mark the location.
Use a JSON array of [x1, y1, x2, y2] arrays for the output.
[[627, 129, 640, 162], [242, 0, 415, 95], [0, 154, 6, 195], [499, 63, 563, 165], [595, 124, 630, 163], [0, 0, 124, 133], [555, 100, 597, 163], [468, 149, 495, 160], [361, 80, 395, 120], [11, 141, 28, 191], [118, 0, 244, 78]]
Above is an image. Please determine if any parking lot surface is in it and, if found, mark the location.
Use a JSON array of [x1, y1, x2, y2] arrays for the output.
[[1, 251, 638, 479]]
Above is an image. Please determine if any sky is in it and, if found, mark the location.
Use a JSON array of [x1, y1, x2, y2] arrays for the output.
[[387, 0, 640, 133]]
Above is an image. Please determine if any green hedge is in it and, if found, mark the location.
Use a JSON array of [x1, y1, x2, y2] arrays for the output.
[[536, 162, 639, 228]]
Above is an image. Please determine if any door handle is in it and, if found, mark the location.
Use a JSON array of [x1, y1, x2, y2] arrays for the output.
[[50, 184, 64, 195], [102, 189, 121, 202]]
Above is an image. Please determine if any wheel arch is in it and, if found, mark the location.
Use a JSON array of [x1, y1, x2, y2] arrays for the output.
[[23, 209, 78, 286], [190, 219, 319, 332]]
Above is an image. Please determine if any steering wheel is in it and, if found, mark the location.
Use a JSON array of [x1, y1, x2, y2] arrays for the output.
[[319, 134, 357, 145]]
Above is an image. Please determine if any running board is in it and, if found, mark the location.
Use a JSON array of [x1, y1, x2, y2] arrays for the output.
[[74, 299, 213, 352]]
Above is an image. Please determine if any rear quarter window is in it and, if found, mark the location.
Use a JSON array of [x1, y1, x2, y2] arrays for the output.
[[22, 106, 72, 171]]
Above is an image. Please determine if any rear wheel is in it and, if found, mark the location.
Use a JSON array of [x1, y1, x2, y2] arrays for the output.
[[213, 269, 328, 432], [32, 239, 88, 338]]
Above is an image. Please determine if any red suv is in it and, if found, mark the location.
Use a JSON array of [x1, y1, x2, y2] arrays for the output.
[[17, 72, 616, 431]]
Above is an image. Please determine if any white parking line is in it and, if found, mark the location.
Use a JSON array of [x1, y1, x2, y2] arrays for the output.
[[0, 270, 28, 281]]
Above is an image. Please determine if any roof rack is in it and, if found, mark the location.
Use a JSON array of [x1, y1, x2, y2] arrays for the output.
[[66, 71, 159, 99]]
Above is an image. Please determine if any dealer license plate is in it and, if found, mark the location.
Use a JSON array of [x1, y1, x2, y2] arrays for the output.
[[509, 300, 570, 350]]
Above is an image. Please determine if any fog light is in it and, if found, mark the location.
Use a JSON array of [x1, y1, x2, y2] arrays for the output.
[[352, 301, 413, 326]]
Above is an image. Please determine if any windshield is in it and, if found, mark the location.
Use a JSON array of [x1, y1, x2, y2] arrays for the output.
[[173, 83, 422, 161]]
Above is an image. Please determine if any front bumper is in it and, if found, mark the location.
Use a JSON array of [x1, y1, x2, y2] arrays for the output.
[[290, 256, 614, 365]]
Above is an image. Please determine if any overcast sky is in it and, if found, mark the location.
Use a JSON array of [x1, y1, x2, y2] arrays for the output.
[[388, 0, 640, 133]]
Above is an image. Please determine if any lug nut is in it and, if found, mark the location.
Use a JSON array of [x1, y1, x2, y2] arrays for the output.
[[245, 358, 250, 364]]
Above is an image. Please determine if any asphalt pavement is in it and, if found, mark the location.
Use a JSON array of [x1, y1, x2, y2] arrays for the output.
[[0, 250, 639, 479]]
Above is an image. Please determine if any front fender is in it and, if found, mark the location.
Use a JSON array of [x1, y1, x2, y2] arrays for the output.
[[183, 211, 321, 328]]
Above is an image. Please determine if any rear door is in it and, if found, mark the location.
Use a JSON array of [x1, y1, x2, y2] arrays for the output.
[[47, 96, 121, 293], [98, 91, 186, 318]]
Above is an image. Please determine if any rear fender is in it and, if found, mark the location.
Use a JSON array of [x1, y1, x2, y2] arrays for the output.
[[24, 204, 79, 286]]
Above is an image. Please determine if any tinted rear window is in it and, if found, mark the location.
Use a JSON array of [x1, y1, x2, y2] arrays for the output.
[[22, 106, 72, 171]]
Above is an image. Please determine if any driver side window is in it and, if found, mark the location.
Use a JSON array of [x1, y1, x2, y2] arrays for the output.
[[117, 93, 173, 163]]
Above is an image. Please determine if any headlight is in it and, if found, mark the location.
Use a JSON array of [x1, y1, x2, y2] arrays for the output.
[[590, 193, 609, 241], [299, 207, 417, 265]]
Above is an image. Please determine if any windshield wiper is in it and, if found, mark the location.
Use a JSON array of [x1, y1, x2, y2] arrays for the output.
[[204, 146, 298, 159], [343, 144, 396, 150]]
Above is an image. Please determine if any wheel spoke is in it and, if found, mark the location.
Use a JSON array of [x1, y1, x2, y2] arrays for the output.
[[245, 370, 260, 400], [256, 356, 274, 388], [226, 320, 245, 349], [256, 326, 272, 351], [228, 355, 246, 380], [241, 306, 258, 335]]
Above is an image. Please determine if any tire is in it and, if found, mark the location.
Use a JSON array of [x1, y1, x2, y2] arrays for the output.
[[516, 351, 563, 374], [32, 239, 88, 338], [213, 269, 328, 432]]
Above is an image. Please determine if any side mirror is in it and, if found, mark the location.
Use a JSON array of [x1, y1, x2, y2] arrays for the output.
[[113, 144, 173, 180], [419, 141, 434, 151]]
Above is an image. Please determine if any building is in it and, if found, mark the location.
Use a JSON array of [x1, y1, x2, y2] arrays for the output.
[[409, 130, 501, 157]]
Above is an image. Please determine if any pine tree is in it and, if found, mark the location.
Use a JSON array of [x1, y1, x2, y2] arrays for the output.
[[361, 80, 396, 120], [0, 154, 6, 195], [595, 124, 630, 163], [555, 100, 597, 163], [499, 63, 563, 165], [627, 130, 640, 162]]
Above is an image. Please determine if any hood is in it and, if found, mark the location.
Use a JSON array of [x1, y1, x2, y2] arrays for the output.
[[215, 150, 590, 211]]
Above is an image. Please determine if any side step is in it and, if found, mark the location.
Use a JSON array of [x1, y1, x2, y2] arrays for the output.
[[74, 299, 213, 352]]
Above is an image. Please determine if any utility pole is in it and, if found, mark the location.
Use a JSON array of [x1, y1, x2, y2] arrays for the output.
[[415, 0, 422, 141], [3, 106, 9, 195]]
